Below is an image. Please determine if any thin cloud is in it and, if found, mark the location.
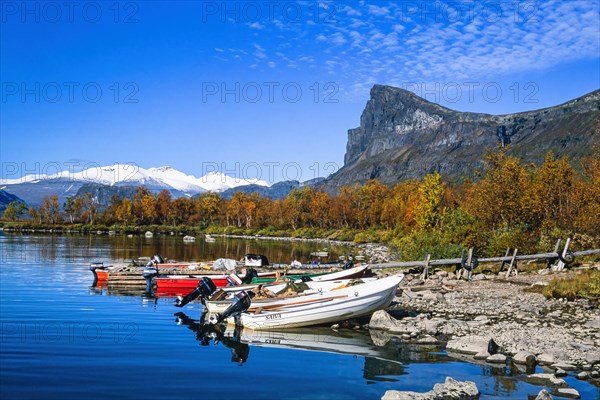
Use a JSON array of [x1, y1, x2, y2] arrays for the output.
[[218, 0, 599, 100]]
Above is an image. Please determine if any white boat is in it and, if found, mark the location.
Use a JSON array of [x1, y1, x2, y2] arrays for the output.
[[216, 264, 371, 295], [205, 277, 378, 314], [227, 274, 403, 330], [183, 235, 196, 242]]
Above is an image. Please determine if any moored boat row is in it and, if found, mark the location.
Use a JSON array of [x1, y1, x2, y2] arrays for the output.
[[174, 268, 403, 330], [88, 253, 368, 295]]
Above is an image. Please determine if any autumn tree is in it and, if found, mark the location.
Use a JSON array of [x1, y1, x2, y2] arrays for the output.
[[355, 180, 388, 228], [40, 195, 61, 224], [132, 187, 152, 222], [463, 150, 530, 230], [571, 146, 600, 235], [156, 190, 173, 225], [331, 186, 358, 228], [28, 206, 42, 224], [529, 151, 577, 231], [309, 188, 332, 228], [115, 198, 134, 224], [381, 180, 419, 230], [102, 194, 122, 225], [64, 197, 84, 224], [140, 194, 158, 224], [414, 173, 446, 232], [2, 201, 26, 221], [80, 193, 98, 224], [170, 197, 194, 225]]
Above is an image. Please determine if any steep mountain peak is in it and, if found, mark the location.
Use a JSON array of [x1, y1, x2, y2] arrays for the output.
[[330, 84, 599, 191]]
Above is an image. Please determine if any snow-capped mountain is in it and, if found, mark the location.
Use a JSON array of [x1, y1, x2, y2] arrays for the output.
[[0, 164, 269, 207], [1, 164, 268, 193]]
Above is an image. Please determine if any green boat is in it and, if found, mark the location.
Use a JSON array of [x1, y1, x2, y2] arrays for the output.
[[250, 271, 330, 284]]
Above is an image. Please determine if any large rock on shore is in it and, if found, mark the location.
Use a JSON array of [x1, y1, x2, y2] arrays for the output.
[[369, 310, 403, 331], [534, 389, 554, 400], [382, 377, 479, 400], [446, 336, 497, 355]]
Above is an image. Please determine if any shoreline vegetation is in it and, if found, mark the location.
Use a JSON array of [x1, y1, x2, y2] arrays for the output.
[[2, 149, 599, 257], [2, 149, 600, 303]]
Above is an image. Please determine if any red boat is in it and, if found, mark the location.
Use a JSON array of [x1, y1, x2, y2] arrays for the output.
[[154, 271, 275, 296], [89, 255, 216, 284]]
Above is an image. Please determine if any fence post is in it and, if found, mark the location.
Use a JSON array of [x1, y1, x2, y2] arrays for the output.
[[505, 248, 519, 278], [500, 248, 511, 272], [556, 237, 571, 272], [421, 253, 431, 280], [464, 248, 474, 280], [548, 239, 561, 269]]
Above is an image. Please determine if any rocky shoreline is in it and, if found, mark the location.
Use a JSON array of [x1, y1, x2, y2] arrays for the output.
[[370, 268, 600, 399]]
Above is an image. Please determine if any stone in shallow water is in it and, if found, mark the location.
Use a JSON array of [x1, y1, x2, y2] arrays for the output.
[[537, 353, 555, 365], [416, 335, 439, 345], [381, 377, 479, 400], [534, 389, 554, 400], [513, 351, 536, 366], [369, 310, 402, 331], [552, 362, 577, 371], [486, 353, 507, 363], [576, 371, 589, 380], [526, 373, 567, 387], [554, 368, 567, 378], [555, 388, 580, 399], [447, 336, 496, 355]]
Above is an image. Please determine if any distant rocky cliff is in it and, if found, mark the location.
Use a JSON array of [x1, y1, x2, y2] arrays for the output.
[[325, 85, 599, 191]]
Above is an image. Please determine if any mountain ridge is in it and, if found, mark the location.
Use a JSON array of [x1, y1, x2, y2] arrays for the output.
[[0, 164, 270, 207], [327, 84, 599, 191]]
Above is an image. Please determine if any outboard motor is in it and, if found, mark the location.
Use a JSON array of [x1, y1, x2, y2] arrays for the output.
[[209, 291, 253, 324], [142, 260, 159, 293], [89, 262, 107, 285], [175, 277, 217, 307], [152, 254, 165, 264], [241, 267, 258, 284]]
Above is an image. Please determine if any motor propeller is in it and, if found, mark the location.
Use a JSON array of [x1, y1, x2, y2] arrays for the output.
[[175, 277, 218, 307]]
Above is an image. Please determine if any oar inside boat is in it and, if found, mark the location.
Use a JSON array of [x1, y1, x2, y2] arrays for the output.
[[175, 277, 218, 307], [209, 291, 254, 324]]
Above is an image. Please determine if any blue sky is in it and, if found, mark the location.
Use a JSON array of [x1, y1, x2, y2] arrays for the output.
[[1, 0, 599, 183]]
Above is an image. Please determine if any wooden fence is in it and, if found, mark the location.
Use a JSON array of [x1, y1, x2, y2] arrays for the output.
[[369, 238, 600, 279]]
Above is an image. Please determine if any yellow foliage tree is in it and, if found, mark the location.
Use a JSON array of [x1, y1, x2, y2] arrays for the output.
[[414, 172, 445, 231]]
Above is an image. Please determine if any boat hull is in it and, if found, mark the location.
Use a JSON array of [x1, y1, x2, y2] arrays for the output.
[[236, 275, 403, 330], [205, 278, 378, 314], [155, 275, 232, 294]]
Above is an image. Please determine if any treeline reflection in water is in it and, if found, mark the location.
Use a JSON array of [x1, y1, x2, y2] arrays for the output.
[[1, 233, 354, 265]]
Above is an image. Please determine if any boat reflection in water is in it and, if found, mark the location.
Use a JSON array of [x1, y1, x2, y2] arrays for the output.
[[175, 312, 249, 365], [173, 312, 451, 380]]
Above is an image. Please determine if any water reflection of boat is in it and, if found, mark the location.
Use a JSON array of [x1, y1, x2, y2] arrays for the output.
[[175, 312, 249, 364], [173, 311, 410, 377], [232, 327, 405, 365]]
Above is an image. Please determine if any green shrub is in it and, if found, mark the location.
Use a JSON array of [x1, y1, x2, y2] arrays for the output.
[[543, 269, 600, 306], [391, 231, 463, 261]]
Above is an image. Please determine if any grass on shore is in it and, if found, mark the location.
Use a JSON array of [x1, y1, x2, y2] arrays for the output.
[[542, 269, 600, 306]]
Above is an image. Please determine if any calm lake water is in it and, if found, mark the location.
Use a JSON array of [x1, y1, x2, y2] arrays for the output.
[[0, 232, 598, 399]]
